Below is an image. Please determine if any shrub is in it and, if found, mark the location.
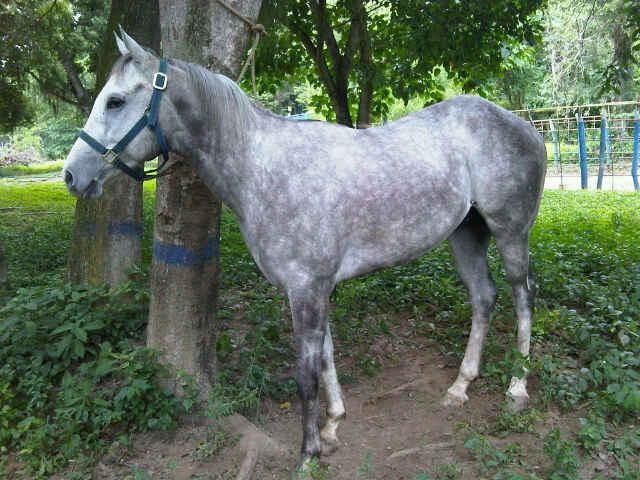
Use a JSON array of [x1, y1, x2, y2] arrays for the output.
[[0, 281, 187, 477]]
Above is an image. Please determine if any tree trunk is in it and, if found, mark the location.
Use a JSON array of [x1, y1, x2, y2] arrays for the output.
[[288, 0, 373, 128], [66, 0, 160, 286], [150, 0, 262, 392], [354, 1, 373, 129], [333, 82, 354, 127], [611, 21, 633, 100], [94, 0, 162, 89]]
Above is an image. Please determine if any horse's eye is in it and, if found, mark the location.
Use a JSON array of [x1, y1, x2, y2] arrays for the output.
[[106, 97, 125, 110]]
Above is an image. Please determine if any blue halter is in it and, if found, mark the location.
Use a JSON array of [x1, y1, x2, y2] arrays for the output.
[[78, 58, 170, 182]]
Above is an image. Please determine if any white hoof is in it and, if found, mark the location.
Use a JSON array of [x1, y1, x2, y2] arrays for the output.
[[320, 417, 340, 442], [506, 392, 529, 412], [320, 417, 341, 455], [506, 377, 529, 412], [442, 388, 468, 407]]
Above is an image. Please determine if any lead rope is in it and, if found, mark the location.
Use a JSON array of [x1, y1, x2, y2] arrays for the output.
[[215, 0, 266, 96]]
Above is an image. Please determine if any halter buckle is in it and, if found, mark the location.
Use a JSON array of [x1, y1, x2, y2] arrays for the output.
[[153, 72, 168, 90], [102, 150, 119, 164]]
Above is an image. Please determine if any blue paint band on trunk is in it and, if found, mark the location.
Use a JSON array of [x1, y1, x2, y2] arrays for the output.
[[153, 237, 219, 266], [108, 222, 143, 236]]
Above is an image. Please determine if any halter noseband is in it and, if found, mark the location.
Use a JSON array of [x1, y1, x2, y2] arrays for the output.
[[78, 58, 171, 182]]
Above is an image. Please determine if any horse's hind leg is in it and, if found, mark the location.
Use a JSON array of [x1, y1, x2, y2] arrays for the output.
[[443, 211, 497, 407], [320, 323, 346, 452], [494, 231, 535, 412]]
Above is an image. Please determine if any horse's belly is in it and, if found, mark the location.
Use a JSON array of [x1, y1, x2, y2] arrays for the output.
[[335, 202, 469, 282]]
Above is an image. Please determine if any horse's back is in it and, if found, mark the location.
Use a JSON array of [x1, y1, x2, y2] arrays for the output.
[[247, 96, 545, 286], [408, 95, 546, 232]]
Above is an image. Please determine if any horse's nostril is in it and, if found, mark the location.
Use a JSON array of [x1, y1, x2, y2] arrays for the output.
[[64, 169, 75, 187]]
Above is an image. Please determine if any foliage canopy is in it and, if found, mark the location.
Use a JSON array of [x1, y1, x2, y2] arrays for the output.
[[0, 0, 108, 132], [256, 0, 544, 126]]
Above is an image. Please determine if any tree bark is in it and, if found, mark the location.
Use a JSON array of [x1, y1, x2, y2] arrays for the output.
[[94, 0, 162, 90], [150, 0, 262, 392], [66, 0, 160, 286], [353, 0, 374, 129]]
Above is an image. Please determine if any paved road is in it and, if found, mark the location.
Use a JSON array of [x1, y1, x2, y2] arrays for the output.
[[1, 170, 638, 192], [545, 174, 637, 191]]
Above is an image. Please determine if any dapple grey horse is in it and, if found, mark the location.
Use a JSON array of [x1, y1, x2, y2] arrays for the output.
[[63, 32, 546, 464]]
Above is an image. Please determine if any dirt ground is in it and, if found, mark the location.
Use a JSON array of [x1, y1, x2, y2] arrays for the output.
[[92, 348, 491, 479], [87, 314, 616, 480]]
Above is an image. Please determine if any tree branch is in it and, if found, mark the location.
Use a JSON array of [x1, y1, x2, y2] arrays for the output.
[[27, 71, 82, 109], [308, 0, 342, 68], [58, 50, 92, 114], [288, 20, 337, 95]]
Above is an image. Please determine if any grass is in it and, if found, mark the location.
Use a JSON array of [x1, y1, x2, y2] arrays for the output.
[[1, 182, 639, 478], [0, 160, 64, 177]]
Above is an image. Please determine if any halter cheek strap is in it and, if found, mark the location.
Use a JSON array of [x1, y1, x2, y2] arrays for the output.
[[78, 58, 171, 182]]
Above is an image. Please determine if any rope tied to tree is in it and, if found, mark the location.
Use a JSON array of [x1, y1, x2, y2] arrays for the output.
[[215, 0, 265, 96]]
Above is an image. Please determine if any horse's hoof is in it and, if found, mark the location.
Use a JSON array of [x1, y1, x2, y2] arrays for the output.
[[506, 377, 529, 412], [506, 392, 529, 412], [321, 438, 339, 456], [320, 416, 341, 443], [320, 423, 340, 456], [442, 389, 468, 407]]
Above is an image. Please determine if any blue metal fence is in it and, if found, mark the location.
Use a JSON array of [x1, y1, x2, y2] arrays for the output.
[[633, 110, 640, 191], [514, 101, 640, 190]]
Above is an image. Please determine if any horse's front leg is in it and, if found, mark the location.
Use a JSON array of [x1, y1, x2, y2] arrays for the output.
[[289, 287, 330, 463]]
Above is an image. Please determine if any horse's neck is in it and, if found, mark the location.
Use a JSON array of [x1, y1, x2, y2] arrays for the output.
[[183, 107, 269, 218], [172, 70, 287, 217]]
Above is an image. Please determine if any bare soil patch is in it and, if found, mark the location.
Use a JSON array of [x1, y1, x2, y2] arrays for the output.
[[88, 315, 612, 480]]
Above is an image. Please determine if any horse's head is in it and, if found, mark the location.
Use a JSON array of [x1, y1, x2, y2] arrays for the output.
[[63, 31, 176, 198]]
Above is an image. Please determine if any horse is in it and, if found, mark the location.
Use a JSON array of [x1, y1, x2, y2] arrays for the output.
[[63, 31, 546, 464]]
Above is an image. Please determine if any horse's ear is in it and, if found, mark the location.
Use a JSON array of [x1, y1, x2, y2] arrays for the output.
[[119, 27, 156, 67], [114, 31, 128, 56]]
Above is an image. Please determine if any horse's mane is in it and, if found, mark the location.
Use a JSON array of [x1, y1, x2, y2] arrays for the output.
[[173, 59, 258, 142]]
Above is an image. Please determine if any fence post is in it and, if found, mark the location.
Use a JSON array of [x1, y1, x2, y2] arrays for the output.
[[597, 113, 609, 190], [577, 112, 588, 189], [549, 119, 561, 171], [633, 110, 639, 191]]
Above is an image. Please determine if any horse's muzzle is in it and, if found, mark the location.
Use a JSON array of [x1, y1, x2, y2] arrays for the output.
[[63, 168, 101, 199]]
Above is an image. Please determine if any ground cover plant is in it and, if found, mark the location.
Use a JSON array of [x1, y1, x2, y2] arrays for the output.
[[0, 180, 638, 478]]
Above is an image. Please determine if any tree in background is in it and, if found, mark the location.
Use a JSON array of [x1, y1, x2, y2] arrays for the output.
[[538, 0, 640, 106], [256, 0, 544, 127], [602, 0, 639, 99], [66, 0, 160, 286], [0, 0, 108, 130], [488, 40, 547, 110]]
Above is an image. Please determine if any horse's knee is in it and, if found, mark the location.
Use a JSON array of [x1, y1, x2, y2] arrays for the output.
[[481, 279, 497, 311], [470, 276, 496, 317]]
